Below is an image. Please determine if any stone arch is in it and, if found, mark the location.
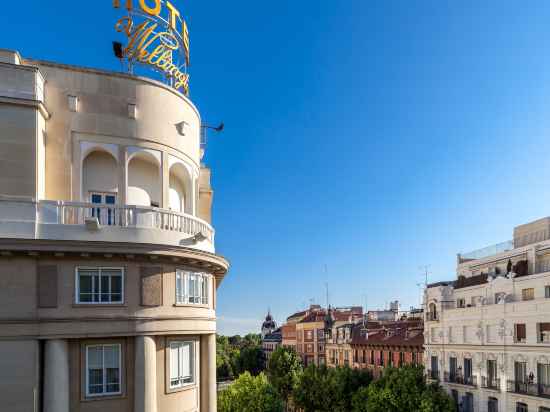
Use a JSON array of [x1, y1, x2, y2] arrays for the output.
[[82, 149, 118, 201], [168, 159, 193, 213], [127, 149, 161, 207]]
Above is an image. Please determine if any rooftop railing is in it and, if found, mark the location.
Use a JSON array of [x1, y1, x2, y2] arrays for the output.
[[459, 240, 514, 261]]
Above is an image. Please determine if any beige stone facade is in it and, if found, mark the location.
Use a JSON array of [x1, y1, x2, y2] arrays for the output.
[[425, 217, 550, 412], [0, 49, 228, 412]]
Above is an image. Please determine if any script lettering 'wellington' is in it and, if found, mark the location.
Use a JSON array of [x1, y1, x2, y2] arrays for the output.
[[113, 0, 190, 96]]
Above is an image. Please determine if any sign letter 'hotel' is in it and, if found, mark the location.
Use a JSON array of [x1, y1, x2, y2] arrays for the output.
[[0, 2, 228, 411]]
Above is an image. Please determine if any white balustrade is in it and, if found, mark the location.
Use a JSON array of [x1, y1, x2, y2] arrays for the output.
[[0, 198, 214, 242]]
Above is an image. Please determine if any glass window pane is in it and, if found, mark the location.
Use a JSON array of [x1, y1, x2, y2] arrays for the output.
[[87, 347, 103, 368], [101, 275, 110, 302], [105, 195, 116, 205], [91, 194, 102, 204], [103, 345, 119, 368], [170, 343, 180, 381], [111, 275, 122, 301]]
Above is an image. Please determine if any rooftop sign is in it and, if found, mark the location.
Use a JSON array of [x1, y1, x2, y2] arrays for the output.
[[113, 0, 190, 96]]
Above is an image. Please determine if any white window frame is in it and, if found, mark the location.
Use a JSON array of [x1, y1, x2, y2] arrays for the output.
[[169, 341, 195, 389], [175, 270, 210, 305], [75, 267, 124, 304], [85, 344, 122, 398]]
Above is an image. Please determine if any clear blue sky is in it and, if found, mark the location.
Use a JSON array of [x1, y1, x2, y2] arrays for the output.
[[6, 1, 550, 335]]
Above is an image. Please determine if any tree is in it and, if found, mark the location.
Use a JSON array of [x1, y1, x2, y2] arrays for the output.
[[293, 365, 340, 412], [332, 366, 373, 412], [419, 383, 455, 412], [366, 366, 454, 412], [235, 345, 264, 376], [266, 347, 302, 410], [218, 372, 284, 412], [351, 387, 369, 412]]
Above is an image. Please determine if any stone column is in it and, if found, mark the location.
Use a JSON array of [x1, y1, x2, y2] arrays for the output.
[[200, 334, 217, 412], [44, 339, 69, 412], [135, 336, 157, 412]]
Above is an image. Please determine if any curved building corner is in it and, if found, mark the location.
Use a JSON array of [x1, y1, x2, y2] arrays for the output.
[[0, 48, 228, 412]]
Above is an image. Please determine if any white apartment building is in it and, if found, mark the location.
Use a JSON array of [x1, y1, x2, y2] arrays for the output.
[[425, 217, 550, 412]]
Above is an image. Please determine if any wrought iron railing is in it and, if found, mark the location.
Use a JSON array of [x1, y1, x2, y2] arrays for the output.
[[444, 372, 477, 387], [481, 376, 500, 391], [507, 380, 550, 398]]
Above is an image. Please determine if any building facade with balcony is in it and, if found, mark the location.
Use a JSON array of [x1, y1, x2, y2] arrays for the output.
[[0, 49, 229, 412], [425, 217, 550, 412]]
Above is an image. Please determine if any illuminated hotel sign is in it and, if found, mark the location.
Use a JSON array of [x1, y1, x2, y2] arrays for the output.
[[113, 0, 190, 95]]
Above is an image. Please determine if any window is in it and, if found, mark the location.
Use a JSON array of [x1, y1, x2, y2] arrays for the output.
[[515, 324, 527, 343], [538, 363, 550, 392], [457, 298, 466, 308], [317, 328, 325, 341], [305, 330, 313, 341], [77, 268, 123, 304], [370, 350, 375, 365], [379, 351, 384, 366], [90, 192, 117, 226], [538, 323, 550, 343], [306, 344, 313, 353], [522, 288, 535, 301], [431, 356, 439, 379], [86, 344, 121, 397], [546, 286, 550, 299], [516, 402, 528, 412], [175, 271, 210, 305], [487, 359, 497, 388], [399, 352, 405, 367], [515, 361, 527, 384], [169, 341, 194, 389], [388, 351, 393, 366], [488, 397, 498, 412], [464, 358, 473, 384], [449, 357, 457, 381]]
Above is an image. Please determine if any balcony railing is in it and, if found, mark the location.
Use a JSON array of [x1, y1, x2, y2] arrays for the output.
[[427, 370, 440, 381], [444, 372, 477, 387], [507, 380, 550, 398], [0, 197, 214, 243], [481, 376, 501, 391], [427, 313, 439, 321]]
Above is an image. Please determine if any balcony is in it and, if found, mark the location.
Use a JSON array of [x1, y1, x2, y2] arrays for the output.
[[427, 370, 440, 381], [507, 380, 550, 399], [427, 313, 439, 322], [481, 376, 501, 391], [444, 372, 477, 387], [0, 197, 214, 252]]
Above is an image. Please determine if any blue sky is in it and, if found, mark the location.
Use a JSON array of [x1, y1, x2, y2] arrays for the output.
[[7, 1, 550, 335]]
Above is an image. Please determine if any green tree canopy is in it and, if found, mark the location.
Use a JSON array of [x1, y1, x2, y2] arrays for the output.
[[218, 372, 284, 412], [266, 346, 302, 409], [365, 366, 454, 412]]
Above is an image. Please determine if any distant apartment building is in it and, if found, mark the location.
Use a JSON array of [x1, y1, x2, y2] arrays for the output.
[[289, 305, 362, 367], [425, 217, 550, 412], [0, 50, 228, 412], [281, 305, 321, 351], [348, 320, 423, 378], [325, 315, 423, 378]]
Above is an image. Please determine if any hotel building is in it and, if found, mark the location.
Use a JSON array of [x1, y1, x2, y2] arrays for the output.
[[0, 49, 228, 412], [425, 217, 550, 412]]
